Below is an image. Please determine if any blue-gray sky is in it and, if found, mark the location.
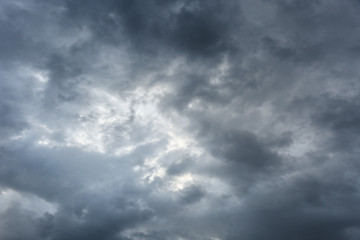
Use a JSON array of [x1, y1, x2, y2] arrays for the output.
[[1, 0, 360, 239]]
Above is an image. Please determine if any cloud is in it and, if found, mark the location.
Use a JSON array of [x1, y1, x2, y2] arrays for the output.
[[1, 0, 360, 239], [179, 184, 206, 205]]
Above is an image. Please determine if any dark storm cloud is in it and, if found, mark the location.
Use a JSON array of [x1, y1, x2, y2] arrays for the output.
[[1, 0, 360, 239], [43, 54, 84, 105], [0, 93, 28, 139], [166, 159, 191, 176], [190, 121, 286, 194], [224, 167, 360, 240], [262, 36, 324, 63], [290, 93, 360, 154], [0, 66, 36, 140], [0, 143, 155, 240], [0, 5, 43, 63], [201, 128, 280, 170], [263, 0, 360, 65], [0, 203, 41, 240], [179, 184, 205, 205], [44, 197, 153, 240], [63, 0, 241, 57], [0, 145, 90, 200], [312, 96, 360, 135], [1, 194, 153, 240], [152, 0, 360, 238]]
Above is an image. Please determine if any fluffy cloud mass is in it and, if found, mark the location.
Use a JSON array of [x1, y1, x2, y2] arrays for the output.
[[1, 0, 360, 239]]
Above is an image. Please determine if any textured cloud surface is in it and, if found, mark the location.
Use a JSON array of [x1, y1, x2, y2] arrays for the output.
[[1, 0, 360, 239]]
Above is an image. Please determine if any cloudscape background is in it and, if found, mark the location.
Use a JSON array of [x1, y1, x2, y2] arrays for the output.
[[1, 0, 360, 239]]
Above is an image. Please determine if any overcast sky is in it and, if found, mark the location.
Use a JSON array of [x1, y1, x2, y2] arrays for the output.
[[1, 0, 360, 239]]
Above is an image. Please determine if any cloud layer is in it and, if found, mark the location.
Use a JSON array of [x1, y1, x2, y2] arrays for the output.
[[1, 0, 360, 239]]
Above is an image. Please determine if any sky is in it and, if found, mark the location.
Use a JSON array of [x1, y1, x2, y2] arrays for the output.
[[1, 0, 360, 239]]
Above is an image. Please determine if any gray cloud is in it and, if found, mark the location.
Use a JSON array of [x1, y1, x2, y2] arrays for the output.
[[1, 0, 360, 239], [179, 184, 206, 205]]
